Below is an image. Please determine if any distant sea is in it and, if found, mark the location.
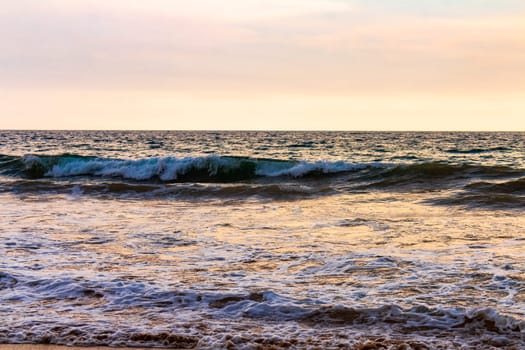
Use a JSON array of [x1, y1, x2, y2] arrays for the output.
[[0, 131, 524, 349]]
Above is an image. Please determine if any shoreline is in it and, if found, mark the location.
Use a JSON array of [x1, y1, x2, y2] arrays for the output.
[[0, 346, 186, 350]]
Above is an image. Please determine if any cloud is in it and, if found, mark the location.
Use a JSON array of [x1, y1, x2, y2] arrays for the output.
[[0, 0, 524, 96], [283, 14, 525, 92], [0, 0, 352, 20], [351, 0, 525, 17], [0, 4, 259, 88]]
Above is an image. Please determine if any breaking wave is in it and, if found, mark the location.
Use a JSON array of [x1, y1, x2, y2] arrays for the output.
[[0, 273, 523, 348], [0, 154, 371, 182], [1, 154, 524, 207], [363, 162, 523, 189], [1, 154, 522, 184]]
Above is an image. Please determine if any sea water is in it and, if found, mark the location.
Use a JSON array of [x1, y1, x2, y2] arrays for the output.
[[0, 131, 524, 349]]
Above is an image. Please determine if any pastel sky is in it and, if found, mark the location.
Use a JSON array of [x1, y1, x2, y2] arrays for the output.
[[1, 0, 524, 130]]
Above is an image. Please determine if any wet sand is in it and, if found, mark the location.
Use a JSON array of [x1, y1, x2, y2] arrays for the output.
[[0, 346, 186, 350], [0, 341, 435, 350]]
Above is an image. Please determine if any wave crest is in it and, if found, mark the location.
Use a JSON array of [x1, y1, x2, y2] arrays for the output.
[[2, 273, 524, 348], [0, 154, 373, 182]]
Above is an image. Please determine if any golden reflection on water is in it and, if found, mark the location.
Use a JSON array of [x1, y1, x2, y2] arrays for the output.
[[2, 190, 524, 318]]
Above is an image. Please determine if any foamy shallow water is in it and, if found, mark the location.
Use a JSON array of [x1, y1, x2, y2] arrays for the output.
[[1, 191, 524, 349], [0, 131, 524, 349]]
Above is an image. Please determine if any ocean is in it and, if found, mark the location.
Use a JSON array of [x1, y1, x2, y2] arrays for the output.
[[0, 131, 524, 349]]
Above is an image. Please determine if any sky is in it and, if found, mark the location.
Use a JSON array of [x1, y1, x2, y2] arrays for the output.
[[1, 0, 524, 130]]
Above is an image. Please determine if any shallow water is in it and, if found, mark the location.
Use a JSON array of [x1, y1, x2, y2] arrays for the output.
[[0, 131, 524, 349]]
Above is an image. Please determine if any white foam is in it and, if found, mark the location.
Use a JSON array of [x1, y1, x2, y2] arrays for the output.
[[257, 160, 377, 177], [40, 156, 377, 181]]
